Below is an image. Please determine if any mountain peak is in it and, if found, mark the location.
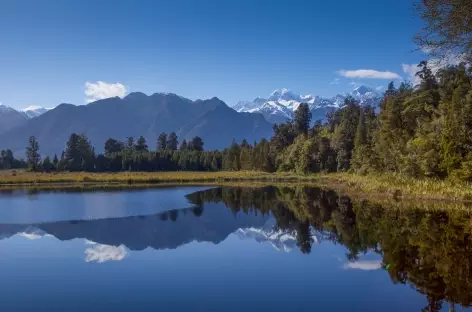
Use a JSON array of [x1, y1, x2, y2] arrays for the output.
[[353, 85, 374, 95], [268, 88, 300, 102], [235, 85, 382, 124]]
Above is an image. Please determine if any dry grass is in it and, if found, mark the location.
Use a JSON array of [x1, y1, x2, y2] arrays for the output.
[[2, 170, 472, 202], [0, 170, 310, 185], [315, 172, 472, 202]]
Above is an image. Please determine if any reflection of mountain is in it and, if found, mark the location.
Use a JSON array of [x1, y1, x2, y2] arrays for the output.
[[0, 205, 274, 251], [235, 218, 321, 252]]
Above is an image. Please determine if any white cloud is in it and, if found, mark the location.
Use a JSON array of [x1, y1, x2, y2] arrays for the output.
[[338, 69, 401, 80], [376, 85, 386, 92], [85, 244, 127, 263], [330, 78, 340, 85], [402, 63, 422, 86], [343, 260, 382, 271], [402, 54, 467, 87], [84, 81, 128, 103]]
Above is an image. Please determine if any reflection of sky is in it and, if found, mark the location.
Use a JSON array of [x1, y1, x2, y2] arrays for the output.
[[0, 186, 211, 224]]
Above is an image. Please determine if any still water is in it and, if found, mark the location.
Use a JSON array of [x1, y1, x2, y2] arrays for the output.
[[0, 186, 470, 311]]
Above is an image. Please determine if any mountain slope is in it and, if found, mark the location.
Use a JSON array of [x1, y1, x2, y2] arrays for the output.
[[235, 86, 382, 123], [0, 93, 273, 155], [0, 104, 28, 134]]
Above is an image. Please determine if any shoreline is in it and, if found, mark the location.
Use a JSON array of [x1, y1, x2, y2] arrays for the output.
[[1, 170, 471, 202]]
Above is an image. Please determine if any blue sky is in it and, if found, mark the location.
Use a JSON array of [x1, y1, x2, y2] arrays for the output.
[[0, 0, 427, 109]]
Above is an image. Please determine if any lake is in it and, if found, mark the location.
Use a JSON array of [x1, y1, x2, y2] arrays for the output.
[[0, 185, 471, 311]]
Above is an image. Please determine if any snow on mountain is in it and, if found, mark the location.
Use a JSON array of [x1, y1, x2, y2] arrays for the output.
[[0, 103, 50, 119], [20, 105, 50, 118], [235, 218, 321, 253], [234, 86, 382, 124]]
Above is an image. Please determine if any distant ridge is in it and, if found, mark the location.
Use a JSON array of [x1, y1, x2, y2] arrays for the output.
[[0, 93, 273, 156]]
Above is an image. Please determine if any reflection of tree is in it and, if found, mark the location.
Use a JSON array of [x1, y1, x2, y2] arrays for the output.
[[186, 186, 472, 309]]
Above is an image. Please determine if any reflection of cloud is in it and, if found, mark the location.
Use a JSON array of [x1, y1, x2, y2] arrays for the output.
[[343, 260, 381, 271], [85, 244, 127, 263]]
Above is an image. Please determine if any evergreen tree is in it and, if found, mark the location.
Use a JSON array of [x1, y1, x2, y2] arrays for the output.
[[135, 136, 148, 152], [52, 154, 59, 168], [125, 137, 135, 151], [166, 132, 178, 150], [0, 149, 14, 169], [157, 133, 167, 151], [26, 136, 41, 171], [64, 133, 82, 171], [42, 156, 54, 172], [104, 138, 124, 155], [180, 139, 188, 150], [294, 103, 312, 135], [189, 136, 204, 151]]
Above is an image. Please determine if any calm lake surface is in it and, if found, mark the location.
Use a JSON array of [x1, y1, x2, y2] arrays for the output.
[[0, 186, 471, 311]]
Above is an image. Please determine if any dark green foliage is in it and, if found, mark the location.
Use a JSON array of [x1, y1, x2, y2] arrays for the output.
[[294, 103, 312, 135], [166, 132, 178, 151], [135, 136, 148, 152], [64, 133, 95, 171], [180, 140, 188, 150], [0, 149, 14, 169], [0, 149, 25, 169], [104, 138, 124, 155], [157, 133, 167, 151], [189, 136, 204, 151], [26, 136, 41, 171], [42, 156, 55, 172]]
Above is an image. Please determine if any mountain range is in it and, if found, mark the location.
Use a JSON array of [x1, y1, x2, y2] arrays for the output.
[[0, 86, 382, 156], [0, 93, 273, 156], [233, 85, 382, 124], [0, 104, 50, 134]]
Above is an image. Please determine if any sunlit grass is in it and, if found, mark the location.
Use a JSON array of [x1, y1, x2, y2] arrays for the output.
[[2, 170, 472, 202], [315, 172, 472, 202], [0, 170, 309, 185]]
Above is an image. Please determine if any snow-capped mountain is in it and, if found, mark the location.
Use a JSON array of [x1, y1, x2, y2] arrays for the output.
[[20, 105, 50, 118], [234, 86, 382, 124], [0, 103, 51, 134]]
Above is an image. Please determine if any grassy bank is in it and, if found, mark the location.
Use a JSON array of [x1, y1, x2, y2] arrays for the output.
[[1, 170, 472, 202], [0, 170, 312, 185], [315, 172, 472, 202]]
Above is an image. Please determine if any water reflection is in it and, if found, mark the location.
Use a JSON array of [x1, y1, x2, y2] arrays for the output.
[[0, 185, 471, 311]]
